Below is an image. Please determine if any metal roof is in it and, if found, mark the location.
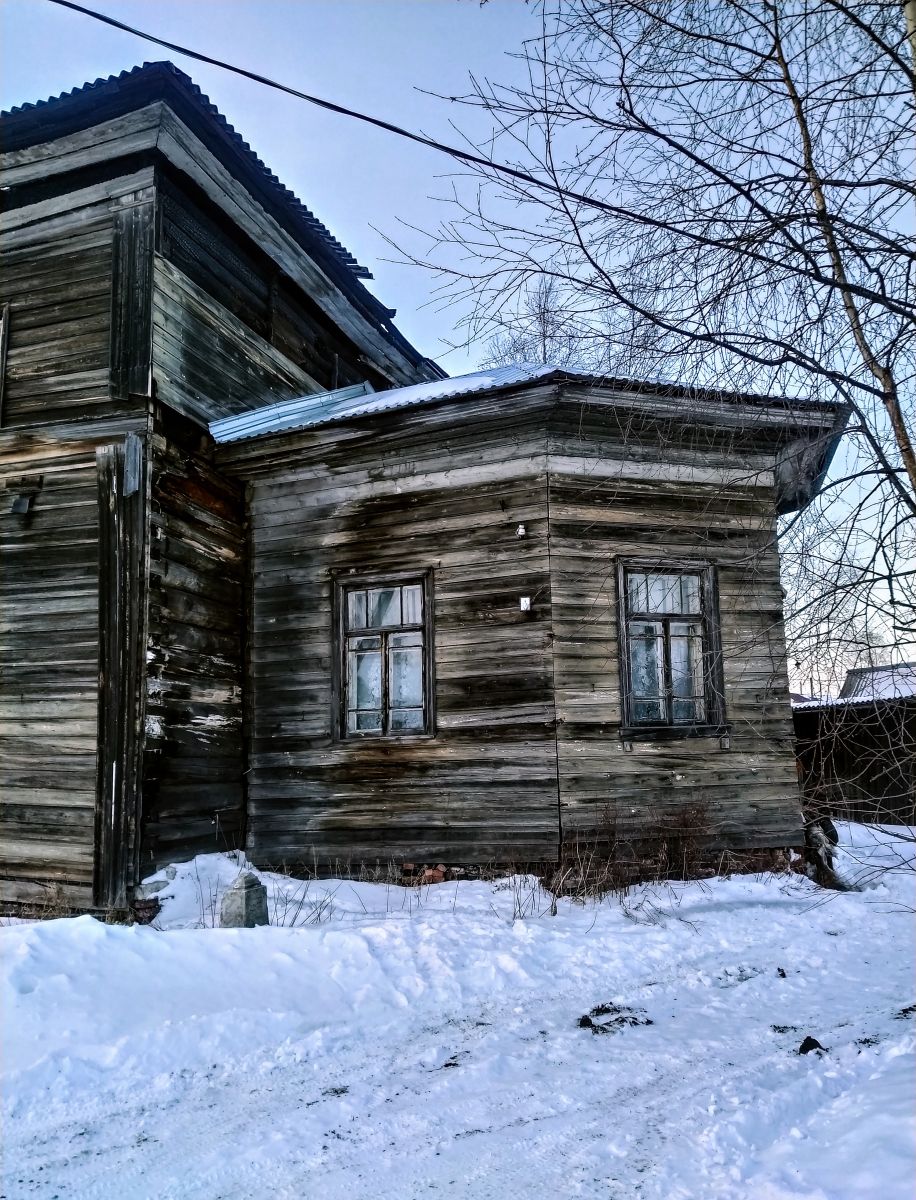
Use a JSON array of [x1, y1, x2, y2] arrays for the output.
[[1, 61, 444, 382], [1, 62, 369, 280], [209, 362, 845, 444], [793, 663, 916, 711], [840, 662, 916, 701], [210, 382, 376, 443], [210, 364, 562, 443]]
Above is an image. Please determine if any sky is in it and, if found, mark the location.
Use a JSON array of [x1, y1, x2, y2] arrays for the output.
[[0, 0, 541, 373]]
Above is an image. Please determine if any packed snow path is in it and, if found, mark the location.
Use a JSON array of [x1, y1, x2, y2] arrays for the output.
[[3, 825, 914, 1199]]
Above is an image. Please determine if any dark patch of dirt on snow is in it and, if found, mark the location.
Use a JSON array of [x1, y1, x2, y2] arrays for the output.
[[578, 1003, 653, 1034]]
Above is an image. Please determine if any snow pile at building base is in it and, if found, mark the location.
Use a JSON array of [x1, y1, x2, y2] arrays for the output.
[[3, 824, 914, 1199]]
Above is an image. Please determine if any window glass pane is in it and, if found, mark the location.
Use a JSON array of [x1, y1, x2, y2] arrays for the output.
[[347, 590, 367, 630], [672, 698, 705, 722], [349, 709, 383, 733], [390, 631, 422, 649], [670, 625, 704, 696], [629, 570, 703, 616], [390, 708, 424, 731], [633, 699, 664, 722], [390, 645, 423, 708], [670, 624, 706, 723], [680, 575, 701, 614], [628, 621, 666, 720], [368, 587, 401, 628], [645, 574, 683, 614], [348, 643, 382, 711], [402, 584, 423, 625], [627, 573, 648, 612]]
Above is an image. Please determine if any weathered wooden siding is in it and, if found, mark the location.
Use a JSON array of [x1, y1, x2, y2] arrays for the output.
[[0, 219, 114, 427], [150, 254, 318, 425], [159, 180, 273, 342], [0, 72, 446, 905], [547, 396, 802, 852], [226, 392, 561, 867], [152, 175, 423, 423], [221, 384, 807, 867], [0, 441, 101, 905], [0, 168, 158, 430], [141, 409, 246, 872], [152, 103, 433, 388]]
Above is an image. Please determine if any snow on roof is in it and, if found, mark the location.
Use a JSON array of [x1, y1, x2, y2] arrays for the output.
[[793, 663, 916, 710], [840, 663, 916, 702], [790, 691, 824, 705]]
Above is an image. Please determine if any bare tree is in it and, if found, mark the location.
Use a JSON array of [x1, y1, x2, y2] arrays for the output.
[[408, 0, 915, 693], [481, 276, 590, 368]]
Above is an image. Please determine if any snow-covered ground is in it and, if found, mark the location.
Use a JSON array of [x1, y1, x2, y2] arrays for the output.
[[3, 824, 914, 1200]]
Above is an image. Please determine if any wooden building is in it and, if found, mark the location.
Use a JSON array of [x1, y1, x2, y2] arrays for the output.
[[0, 64, 848, 910], [794, 664, 916, 825], [0, 63, 440, 909]]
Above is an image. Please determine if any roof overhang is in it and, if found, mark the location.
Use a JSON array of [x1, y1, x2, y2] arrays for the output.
[[1, 62, 443, 388], [212, 364, 850, 513]]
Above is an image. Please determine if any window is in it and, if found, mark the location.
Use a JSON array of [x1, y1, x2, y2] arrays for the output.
[[337, 575, 432, 737], [617, 561, 725, 736]]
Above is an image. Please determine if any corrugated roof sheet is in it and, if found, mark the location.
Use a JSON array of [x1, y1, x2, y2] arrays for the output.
[[793, 663, 916, 710], [210, 382, 376, 442], [1, 62, 370, 280], [210, 364, 562, 442], [210, 362, 844, 444]]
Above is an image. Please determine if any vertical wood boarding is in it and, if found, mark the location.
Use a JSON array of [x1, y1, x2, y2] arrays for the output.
[[0, 302, 10, 426], [140, 410, 246, 872], [0, 444, 102, 906], [94, 437, 147, 908], [110, 199, 155, 401]]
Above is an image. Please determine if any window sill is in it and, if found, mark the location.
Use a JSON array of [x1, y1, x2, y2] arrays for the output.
[[338, 731, 436, 745], [619, 724, 730, 743]]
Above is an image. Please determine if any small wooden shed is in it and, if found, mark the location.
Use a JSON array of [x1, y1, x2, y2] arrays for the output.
[[794, 664, 916, 825], [0, 64, 848, 909]]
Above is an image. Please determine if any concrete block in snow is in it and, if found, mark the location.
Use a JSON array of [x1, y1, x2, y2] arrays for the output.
[[220, 873, 269, 928]]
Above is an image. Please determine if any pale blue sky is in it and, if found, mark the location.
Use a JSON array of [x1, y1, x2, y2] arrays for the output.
[[0, 0, 540, 373]]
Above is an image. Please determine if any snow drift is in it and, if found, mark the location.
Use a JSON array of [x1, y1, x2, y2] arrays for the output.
[[3, 824, 914, 1199]]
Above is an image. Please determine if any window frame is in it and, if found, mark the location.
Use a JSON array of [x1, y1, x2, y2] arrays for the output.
[[616, 558, 727, 741], [333, 569, 435, 741]]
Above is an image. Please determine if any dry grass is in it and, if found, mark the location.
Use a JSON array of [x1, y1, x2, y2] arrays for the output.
[[0, 882, 129, 926]]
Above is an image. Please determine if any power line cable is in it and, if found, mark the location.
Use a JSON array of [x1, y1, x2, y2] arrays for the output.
[[44, 0, 615, 218], [36, 0, 911, 345]]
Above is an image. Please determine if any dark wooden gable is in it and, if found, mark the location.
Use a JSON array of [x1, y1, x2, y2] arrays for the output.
[[0, 61, 441, 434]]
